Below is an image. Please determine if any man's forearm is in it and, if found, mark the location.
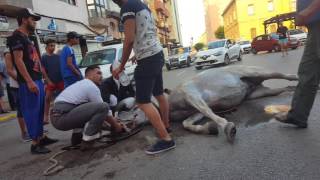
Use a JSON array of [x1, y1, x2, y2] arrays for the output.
[[300, 0, 320, 18], [13, 52, 33, 83], [41, 68, 52, 83], [120, 39, 134, 69], [67, 64, 80, 77]]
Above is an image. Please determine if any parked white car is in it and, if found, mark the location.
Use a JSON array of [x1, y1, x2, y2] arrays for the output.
[[288, 29, 307, 45], [195, 39, 242, 70], [79, 43, 136, 80], [237, 40, 251, 54]]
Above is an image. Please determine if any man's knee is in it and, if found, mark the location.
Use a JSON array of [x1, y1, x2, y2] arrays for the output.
[[97, 102, 109, 113]]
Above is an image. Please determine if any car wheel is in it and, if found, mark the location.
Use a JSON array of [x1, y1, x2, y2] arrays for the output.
[[251, 48, 257, 54], [166, 63, 171, 71], [224, 54, 230, 65], [273, 45, 281, 52], [196, 66, 202, 70], [292, 47, 298, 50], [237, 51, 242, 61]]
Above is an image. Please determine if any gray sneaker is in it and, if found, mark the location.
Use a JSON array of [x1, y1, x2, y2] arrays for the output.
[[21, 134, 32, 143], [145, 139, 176, 155]]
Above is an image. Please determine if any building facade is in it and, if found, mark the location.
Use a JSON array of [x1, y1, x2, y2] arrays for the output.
[[0, 0, 122, 58], [203, 0, 230, 43], [144, 0, 181, 46], [222, 0, 297, 41]]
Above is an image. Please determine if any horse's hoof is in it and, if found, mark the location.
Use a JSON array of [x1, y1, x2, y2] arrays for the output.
[[224, 122, 236, 142], [207, 122, 219, 135]]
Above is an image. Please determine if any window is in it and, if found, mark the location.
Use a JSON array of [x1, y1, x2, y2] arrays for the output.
[[248, 4, 254, 16], [59, 0, 76, 5], [291, 0, 296, 11], [80, 48, 116, 68], [87, 0, 106, 18], [268, 1, 274, 12]]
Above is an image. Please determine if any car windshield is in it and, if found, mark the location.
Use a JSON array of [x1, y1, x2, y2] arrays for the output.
[[80, 49, 116, 68], [289, 29, 304, 35], [169, 49, 179, 56], [239, 41, 250, 45], [208, 41, 226, 49]]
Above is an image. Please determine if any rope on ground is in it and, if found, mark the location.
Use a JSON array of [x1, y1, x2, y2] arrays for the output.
[[43, 150, 67, 176], [43, 123, 144, 176]]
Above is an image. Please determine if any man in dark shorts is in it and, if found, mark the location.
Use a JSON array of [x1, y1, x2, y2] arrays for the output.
[[277, 22, 289, 57], [275, 0, 320, 128], [7, 8, 57, 154], [112, 0, 175, 155], [60, 31, 83, 88], [41, 39, 64, 124]]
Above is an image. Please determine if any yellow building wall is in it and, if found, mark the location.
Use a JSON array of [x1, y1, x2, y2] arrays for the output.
[[224, 0, 297, 41], [223, 1, 239, 41], [197, 32, 208, 45]]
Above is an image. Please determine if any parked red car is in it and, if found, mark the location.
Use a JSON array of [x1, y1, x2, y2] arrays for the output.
[[251, 34, 299, 54]]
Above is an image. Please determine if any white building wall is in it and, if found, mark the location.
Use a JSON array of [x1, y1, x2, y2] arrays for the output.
[[32, 0, 94, 34]]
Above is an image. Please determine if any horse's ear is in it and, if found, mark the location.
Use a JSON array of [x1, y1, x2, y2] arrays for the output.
[[164, 88, 172, 95]]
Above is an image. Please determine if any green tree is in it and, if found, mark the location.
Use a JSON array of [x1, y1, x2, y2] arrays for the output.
[[194, 42, 205, 52], [215, 26, 225, 39]]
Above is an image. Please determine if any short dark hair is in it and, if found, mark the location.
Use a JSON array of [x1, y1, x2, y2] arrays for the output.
[[45, 39, 56, 46], [67, 31, 80, 41], [85, 65, 100, 76]]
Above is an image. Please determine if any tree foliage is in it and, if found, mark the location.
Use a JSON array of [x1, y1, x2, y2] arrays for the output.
[[215, 26, 225, 39], [194, 43, 205, 51]]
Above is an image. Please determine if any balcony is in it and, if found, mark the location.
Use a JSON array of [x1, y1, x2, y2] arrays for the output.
[[0, 0, 33, 16], [88, 17, 107, 28]]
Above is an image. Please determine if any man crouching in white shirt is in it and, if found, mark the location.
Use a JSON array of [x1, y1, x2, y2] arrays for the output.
[[50, 65, 126, 149]]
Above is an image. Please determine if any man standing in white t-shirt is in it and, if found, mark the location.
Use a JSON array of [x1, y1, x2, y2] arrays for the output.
[[51, 65, 127, 148]]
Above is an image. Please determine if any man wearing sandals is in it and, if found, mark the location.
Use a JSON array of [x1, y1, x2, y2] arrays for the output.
[[50, 65, 127, 149]]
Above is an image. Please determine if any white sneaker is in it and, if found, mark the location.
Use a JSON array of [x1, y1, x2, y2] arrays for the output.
[[82, 130, 110, 141]]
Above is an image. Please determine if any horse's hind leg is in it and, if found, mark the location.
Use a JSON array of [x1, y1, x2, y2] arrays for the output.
[[260, 72, 298, 81], [181, 89, 236, 142], [182, 113, 219, 135], [248, 86, 294, 100]]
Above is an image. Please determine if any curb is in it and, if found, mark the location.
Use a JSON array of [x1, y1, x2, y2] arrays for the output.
[[0, 113, 17, 122]]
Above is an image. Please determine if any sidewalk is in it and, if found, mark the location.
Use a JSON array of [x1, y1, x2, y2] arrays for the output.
[[0, 111, 16, 122]]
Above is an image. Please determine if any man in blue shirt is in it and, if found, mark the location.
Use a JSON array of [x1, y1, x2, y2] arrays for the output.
[[60, 31, 83, 88], [276, 0, 320, 128]]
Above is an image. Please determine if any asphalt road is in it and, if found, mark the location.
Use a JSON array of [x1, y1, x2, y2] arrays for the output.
[[2, 47, 320, 180]]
